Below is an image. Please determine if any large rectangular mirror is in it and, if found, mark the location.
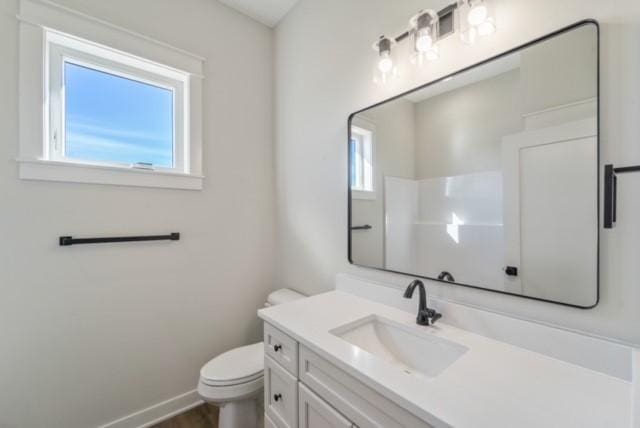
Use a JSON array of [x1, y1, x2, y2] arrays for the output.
[[348, 21, 599, 308]]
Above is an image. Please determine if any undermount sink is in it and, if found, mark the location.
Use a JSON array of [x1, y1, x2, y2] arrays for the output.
[[330, 315, 468, 378]]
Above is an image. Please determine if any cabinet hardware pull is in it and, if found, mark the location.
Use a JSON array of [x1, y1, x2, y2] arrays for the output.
[[273, 344, 282, 352], [505, 266, 519, 276], [274, 393, 282, 402]]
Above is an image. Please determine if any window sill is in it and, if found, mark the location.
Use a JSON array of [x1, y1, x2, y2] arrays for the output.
[[17, 159, 203, 190], [351, 190, 377, 200]]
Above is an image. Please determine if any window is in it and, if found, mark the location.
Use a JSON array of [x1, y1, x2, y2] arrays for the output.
[[47, 31, 188, 174], [350, 124, 375, 198], [18, 2, 204, 190]]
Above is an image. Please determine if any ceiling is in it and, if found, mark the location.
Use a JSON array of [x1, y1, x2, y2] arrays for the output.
[[218, 0, 299, 27]]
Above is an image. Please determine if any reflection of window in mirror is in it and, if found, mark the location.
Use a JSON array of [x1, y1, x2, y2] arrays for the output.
[[350, 121, 376, 199]]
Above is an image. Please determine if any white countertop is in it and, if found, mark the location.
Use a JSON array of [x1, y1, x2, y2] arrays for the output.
[[258, 291, 632, 428]]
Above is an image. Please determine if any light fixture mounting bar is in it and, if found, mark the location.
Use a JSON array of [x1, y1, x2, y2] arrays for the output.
[[392, 2, 458, 44]]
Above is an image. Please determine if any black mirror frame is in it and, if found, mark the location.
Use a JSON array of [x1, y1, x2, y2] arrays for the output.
[[347, 20, 600, 309]]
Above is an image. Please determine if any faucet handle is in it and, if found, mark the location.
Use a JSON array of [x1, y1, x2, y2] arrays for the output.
[[429, 311, 442, 325], [418, 308, 442, 326]]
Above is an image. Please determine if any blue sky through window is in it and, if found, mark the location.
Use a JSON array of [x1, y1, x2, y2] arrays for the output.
[[349, 138, 356, 187], [64, 62, 174, 168]]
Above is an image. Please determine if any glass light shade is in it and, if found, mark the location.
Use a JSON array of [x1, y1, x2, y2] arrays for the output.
[[378, 51, 393, 73], [415, 28, 433, 52], [425, 45, 439, 61], [372, 36, 398, 85], [467, 4, 488, 26], [372, 63, 399, 85], [478, 18, 496, 36], [459, 26, 477, 45], [458, 0, 495, 45], [410, 43, 439, 67], [408, 9, 439, 69]]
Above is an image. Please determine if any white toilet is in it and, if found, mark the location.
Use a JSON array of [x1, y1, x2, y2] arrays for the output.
[[197, 288, 305, 428]]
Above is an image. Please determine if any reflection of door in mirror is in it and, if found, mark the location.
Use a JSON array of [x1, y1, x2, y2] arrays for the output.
[[348, 22, 598, 307], [502, 119, 597, 306]]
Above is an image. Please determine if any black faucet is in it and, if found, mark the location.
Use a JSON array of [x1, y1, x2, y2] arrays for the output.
[[437, 271, 455, 282], [403, 280, 442, 326]]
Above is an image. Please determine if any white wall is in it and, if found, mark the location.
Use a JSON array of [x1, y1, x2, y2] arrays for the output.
[[275, 0, 640, 346], [415, 69, 523, 179], [0, 0, 275, 427], [521, 23, 598, 114]]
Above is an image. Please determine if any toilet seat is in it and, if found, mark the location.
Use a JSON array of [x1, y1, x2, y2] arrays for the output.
[[200, 342, 264, 387], [198, 374, 263, 403], [201, 370, 262, 387]]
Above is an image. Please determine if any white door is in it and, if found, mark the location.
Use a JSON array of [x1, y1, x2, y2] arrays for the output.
[[502, 118, 598, 306], [298, 383, 353, 428]]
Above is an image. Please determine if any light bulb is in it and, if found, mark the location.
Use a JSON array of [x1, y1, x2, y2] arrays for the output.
[[415, 29, 432, 52], [478, 19, 496, 36], [378, 52, 393, 73], [467, 4, 488, 26]]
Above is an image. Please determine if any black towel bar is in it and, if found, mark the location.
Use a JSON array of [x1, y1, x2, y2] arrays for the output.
[[351, 225, 372, 231], [59, 233, 180, 246]]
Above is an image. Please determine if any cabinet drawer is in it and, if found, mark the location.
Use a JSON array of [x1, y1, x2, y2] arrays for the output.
[[299, 383, 353, 428], [265, 355, 298, 428], [265, 323, 298, 376], [299, 346, 434, 428]]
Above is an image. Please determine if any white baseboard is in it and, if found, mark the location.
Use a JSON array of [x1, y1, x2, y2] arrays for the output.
[[98, 389, 203, 428]]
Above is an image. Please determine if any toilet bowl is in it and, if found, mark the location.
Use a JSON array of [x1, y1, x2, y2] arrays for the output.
[[197, 288, 305, 428]]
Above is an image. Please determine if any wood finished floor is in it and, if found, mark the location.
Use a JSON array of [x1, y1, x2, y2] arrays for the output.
[[150, 404, 219, 428]]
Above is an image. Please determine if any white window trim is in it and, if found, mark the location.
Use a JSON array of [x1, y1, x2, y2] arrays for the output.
[[17, 0, 204, 190], [352, 189, 377, 200], [47, 31, 189, 174], [350, 117, 377, 200]]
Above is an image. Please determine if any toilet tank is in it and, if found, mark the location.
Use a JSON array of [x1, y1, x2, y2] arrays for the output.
[[265, 288, 305, 307]]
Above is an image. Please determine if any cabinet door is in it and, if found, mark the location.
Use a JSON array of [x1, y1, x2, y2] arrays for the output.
[[299, 383, 353, 428], [299, 345, 434, 428], [266, 413, 278, 428], [265, 356, 298, 428]]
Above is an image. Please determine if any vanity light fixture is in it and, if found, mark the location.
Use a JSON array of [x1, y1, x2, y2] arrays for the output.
[[372, 1, 496, 84], [373, 36, 398, 84], [409, 10, 440, 66]]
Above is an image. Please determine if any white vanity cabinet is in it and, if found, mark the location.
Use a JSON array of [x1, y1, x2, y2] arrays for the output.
[[264, 323, 434, 428], [299, 383, 353, 428]]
